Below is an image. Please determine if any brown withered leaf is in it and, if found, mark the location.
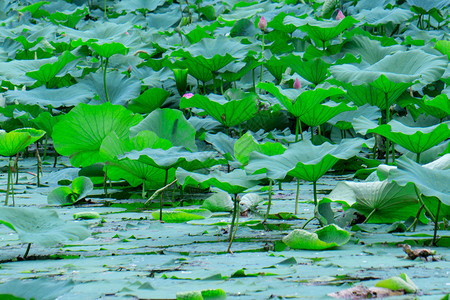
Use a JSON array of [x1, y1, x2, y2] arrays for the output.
[[328, 285, 404, 299]]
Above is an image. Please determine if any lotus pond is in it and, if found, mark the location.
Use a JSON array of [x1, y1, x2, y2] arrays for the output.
[[0, 0, 449, 299]]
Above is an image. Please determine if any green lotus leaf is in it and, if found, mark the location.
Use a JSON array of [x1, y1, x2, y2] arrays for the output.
[[354, 7, 414, 26], [0, 207, 90, 247], [324, 180, 423, 223], [0, 57, 56, 86], [89, 42, 129, 58], [234, 131, 286, 165], [170, 36, 248, 72], [204, 132, 237, 162], [387, 155, 450, 205], [0, 278, 74, 300], [127, 88, 170, 114], [180, 91, 259, 128], [5, 84, 94, 108], [130, 108, 197, 151], [13, 35, 43, 50], [354, 117, 450, 155], [31, 112, 61, 137], [48, 6, 88, 28], [418, 94, 450, 119], [299, 101, 356, 128], [201, 192, 234, 212], [282, 224, 350, 250], [280, 54, 330, 85], [328, 104, 380, 130], [0, 128, 45, 157], [246, 138, 365, 182], [172, 59, 215, 83], [330, 50, 447, 86], [48, 176, 94, 206], [375, 273, 418, 293], [53, 102, 143, 167], [151, 210, 206, 223], [100, 131, 173, 188], [284, 16, 359, 48], [435, 40, 450, 60], [407, 0, 449, 12], [176, 290, 203, 300], [176, 169, 263, 195], [120, 146, 227, 171], [26, 51, 79, 85]]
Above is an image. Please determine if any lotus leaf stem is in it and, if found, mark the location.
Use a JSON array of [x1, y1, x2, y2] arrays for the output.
[[391, 142, 396, 163], [385, 92, 390, 164], [362, 208, 377, 224], [259, 32, 265, 93], [14, 153, 19, 184], [263, 179, 273, 223], [295, 117, 299, 142], [227, 194, 239, 253], [159, 169, 170, 221], [416, 152, 421, 164], [103, 165, 109, 197], [294, 178, 300, 214], [36, 141, 42, 187], [5, 157, 11, 206], [433, 199, 441, 246], [278, 181, 282, 191], [301, 216, 315, 229], [406, 204, 424, 232], [103, 57, 110, 102], [23, 243, 31, 259], [145, 179, 178, 206], [415, 187, 436, 223]]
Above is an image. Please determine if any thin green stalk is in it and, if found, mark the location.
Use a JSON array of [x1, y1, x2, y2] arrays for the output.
[[295, 117, 299, 142], [15, 153, 19, 184], [406, 204, 424, 232], [43, 135, 48, 160], [416, 152, 421, 164], [362, 208, 377, 224], [23, 243, 31, 259], [5, 157, 11, 205], [160, 169, 169, 222], [415, 187, 436, 223], [295, 178, 300, 214], [10, 158, 15, 207], [278, 181, 282, 190], [227, 198, 240, 253], [228, 194, 238, 242], [142, 181, 146, 199], [103, 57, 110, 102], [36, 141, 42, 187], [301, 216, 315, 229], [391, 142, 396, 163], [313, 181, 317, 206], [299, 120, 303, 140], [385, 92, 390, 164], [252, 69, 256, 91], [259, 33, 265, 93], [432, 200, 441, 246], [103, 165, 109, 197], [263, 179, 273, 223]]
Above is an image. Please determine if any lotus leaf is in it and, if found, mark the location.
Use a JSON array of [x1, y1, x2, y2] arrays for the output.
[[201, 192, 234, 212], [328, 104, 380, 130], [31, 112, 61, 137], [0, 128, 45, 157], [130, 108, 197, 151], [89, 42, 129, 58], [299, 100, 356, 128], [279, 54, 330, 85], [434, 40, 450, 60], [26, 51, 79, 86], [0, 207, 90, 247], [47, 176, 94, 206], [151, 210, 207, 223], [234, 132, 286, 165], [282, 224, 351, 250], [0, 278, 74, 300], [127, 88, 170, 114], [53, 102, 143, 167], [354, 7, 414, 26], [418, 94, 450, 119], [375, 273, 418, 293], [204, 132, 237, 162]]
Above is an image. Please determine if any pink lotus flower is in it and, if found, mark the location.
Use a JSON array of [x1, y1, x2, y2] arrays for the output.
[[183, 93, 194, 99], [125, 31, 129, 35], [336, 10, 345, 21], [258, 16, 267, 31], [127, 65, 132, 73], [293, 78, 301, 89]]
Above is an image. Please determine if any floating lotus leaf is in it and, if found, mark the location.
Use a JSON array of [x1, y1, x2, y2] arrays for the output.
[[282, 224, 350, 250], [151, 209, 209, 223], [0, 128, 45, 157], [47, 176, 94, 206], [375, 273, 418, 294], [435, 40, 450, 60], [53, 102, 143, 167], [201, 192, 234, 212], [0, 278, 74, 300]]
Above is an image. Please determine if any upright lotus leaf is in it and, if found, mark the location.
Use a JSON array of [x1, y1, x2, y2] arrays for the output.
[[299, 101, 356, 128], [282, 224, 351, 250], [284, 16, 359, 49], [417, 94, 450, 119], [387, 156, 450, 205], [330, 50, 447, 86], [100, 131, 173, 189], [170, 35, 248, 73], [280, 54, 331, 85], [234, 132, 286, 165], [89, 42, 129, 58], [31, 112, 61, 137], [53, 102, 143, 167], [127, 88, 170, 114], [26, 51, 79, 86], [180, 92, 259, 128], [129, 108, 197, 151], [354, 117, 450, 159], [119, 146, 227, 172], [0, 128, 45, 157], [177, 168, 263, 195], [368, 74, 415, 100], [47, 176, 94, 206], [0, 207, 90, 247], [324, 180, 424, 223], [435, 40, 450, 60], [171, 59, 215, 84]]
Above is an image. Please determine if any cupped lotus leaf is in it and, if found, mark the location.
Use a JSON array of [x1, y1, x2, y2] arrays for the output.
[[435, 40, 450, 60], [0, 207, 90, 247], [354, 117, 450, 155], [418, 94, 450, 119], [201, 192, 234, 212], [234, 132, 286, 165], [368, 74, 415, 96], [176, 290, 203, 300], [100, 131, 173, 188], [130, 108, 197, 151], [280, 54, 330, 85], [331, 80, 388, 110], [26, 51, 79, 85], [282, 224, 350, 250], [387, 156, 450, 205], [170, 36, 248, 72], [0, 128, 45, 157], [5, 84, 94, 108], [324, 180, 424, 223], [180, 92, 259, 128], [328, 104, 380, 130], [47, 176, 94, 205], [375, 273, 418, 294], [53, 102, 143, 167], [354, 7, 414, 26], [127, 88, 170, 114], [330, 50, 448, 86], [120, 146, 227, 171], [284, 16, 359, 48], [0, 278, 74, 300], [246, 138, 365, 182], [299, 101, 356, 128], [89, 42, 129, 58], [176, 169, 263, 195], [172, 59, 214, 83]]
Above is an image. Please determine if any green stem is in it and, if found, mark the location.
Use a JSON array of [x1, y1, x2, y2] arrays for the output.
[[391, 142, 396, 164], [295, 117, 299, 142], [299, 120, 303, 140], [406, 204, 424, 232], [23, 243, 31, 259], [433, 200, 441, 246], [278, 181, 282, 191], [415, 187, 436, 223], [301, 216, 315, 229], [252, 69, 255, 92], [5, 157, 11, 206], [142, 181, 146, 199], [103, 57, 110, 102], [259, 33, 265, 93], [229, 194, 238, 242], [160, 169, 169, 222], [36, 141, 41, 187], [227, 195, 240, 253], [313, 181, 317, 207], [295, 178, 300, 214], [416, 152, 421, 164], [362, 208, 377, 224], [385, 92, 390, 164], [263, 179, 273, 223]]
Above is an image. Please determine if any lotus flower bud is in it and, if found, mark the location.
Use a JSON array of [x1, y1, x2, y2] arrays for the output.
[[258, 16, 267, 31], [125, 31, 129, 35], [127, 65, 132, 73], [336, 10, 345, 21], [183, 93, 194, 99], [293, 78, 301, 90]]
